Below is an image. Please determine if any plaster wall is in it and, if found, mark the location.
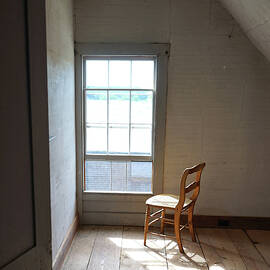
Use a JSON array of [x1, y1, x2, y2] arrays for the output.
[[46, 0, 76, 261], [75, 0, 270, 217]]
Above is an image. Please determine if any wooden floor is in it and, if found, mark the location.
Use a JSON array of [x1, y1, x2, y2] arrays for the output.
[[62, 226, 270, 270]]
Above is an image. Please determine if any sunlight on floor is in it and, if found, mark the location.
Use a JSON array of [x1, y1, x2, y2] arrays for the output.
[[109, 235, 208, 270], [110, 236, 166, 263], [63, 227, 270, 270], [209, 265, 225, 270], [109, 236, 122, 247]]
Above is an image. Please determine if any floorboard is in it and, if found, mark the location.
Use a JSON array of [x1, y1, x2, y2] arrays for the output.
[[120, 226, 167, 270], [62, 226, 270, 270], [62, 226, 98, 270], [86, 226, 122, 270], [227, 229, 269, 270], [165, 229, 208, 270], [246, 230, 270, 267], [196, 228, 246, 270]]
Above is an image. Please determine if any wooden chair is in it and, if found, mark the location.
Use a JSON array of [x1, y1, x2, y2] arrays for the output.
[[143, 162, 206, 253]]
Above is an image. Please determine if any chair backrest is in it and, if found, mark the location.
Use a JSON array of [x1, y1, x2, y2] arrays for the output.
[[177, 163, 206, 209]]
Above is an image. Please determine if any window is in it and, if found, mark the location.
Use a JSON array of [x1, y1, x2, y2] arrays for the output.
[[76, 43, 168, 200], [84, 57, 155, 192]]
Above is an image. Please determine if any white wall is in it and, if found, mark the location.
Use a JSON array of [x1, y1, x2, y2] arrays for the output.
[[75, 0, 270, 217], [46, 0, 76, 262], [221, 0, 270, 61]]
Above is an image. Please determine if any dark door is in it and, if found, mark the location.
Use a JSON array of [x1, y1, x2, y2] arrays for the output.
[[0, 1, 51, 269]]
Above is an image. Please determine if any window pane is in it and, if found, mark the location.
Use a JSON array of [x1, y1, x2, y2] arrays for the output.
[[111, 161, 127, 191], [131, 91, 153, 124], [109, 91, 129, 124], [85, 161, 111, 191], [131, 60, 154, 89], [86, 60, 108, 89], [84, 160, 152, 192], [127, 162, 152, 192], [109, 60, 131, 89], [130, 125, 152, 154], [86, 91, 107, 123], [86, 124, 107, 153], [109, 124, 129, 153]]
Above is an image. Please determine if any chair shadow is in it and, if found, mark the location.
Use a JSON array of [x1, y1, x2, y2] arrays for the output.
[[145, 237, 208, 269]]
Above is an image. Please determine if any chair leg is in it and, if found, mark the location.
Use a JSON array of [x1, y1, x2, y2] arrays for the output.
[[174, 210, 184, 253], [188, 204, 196, 242], [144, 205, 150, 246], [160, 208, 165, 234]]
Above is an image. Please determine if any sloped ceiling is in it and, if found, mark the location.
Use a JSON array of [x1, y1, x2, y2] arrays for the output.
[[220, 0, 270, 61]]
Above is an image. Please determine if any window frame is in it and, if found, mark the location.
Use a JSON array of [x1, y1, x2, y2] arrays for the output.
[[75, 43, 169, 219]]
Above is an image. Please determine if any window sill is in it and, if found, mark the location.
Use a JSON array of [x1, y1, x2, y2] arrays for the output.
[[83, 190, 153, 195], [82, 191, 153, 202]]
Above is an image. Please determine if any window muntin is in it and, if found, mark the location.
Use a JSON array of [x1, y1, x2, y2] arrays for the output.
[[83, 56, 156, 192]]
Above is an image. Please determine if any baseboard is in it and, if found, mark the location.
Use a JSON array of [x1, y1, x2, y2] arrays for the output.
[[81, 212, 270, 230], [52, 215, 79, 270], [166, 214, 270, 230]]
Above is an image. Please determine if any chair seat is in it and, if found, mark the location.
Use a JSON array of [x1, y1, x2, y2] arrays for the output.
[[146, 194, 192, 209]]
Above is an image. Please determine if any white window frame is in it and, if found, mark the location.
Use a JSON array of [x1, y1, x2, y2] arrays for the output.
[[75, 43, 169, 222]]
